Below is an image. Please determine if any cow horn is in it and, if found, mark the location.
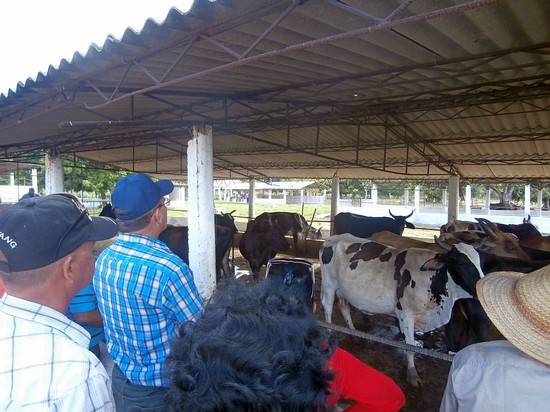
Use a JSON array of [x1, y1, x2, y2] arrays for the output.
[[389, 209, 413, 219], [475, 217, 497, 238], [434, 236, 452, 251], [524, 214, 531, 224]]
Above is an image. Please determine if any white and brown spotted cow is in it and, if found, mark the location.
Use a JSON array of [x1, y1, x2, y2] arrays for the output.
[[319, 233, 484, 387]]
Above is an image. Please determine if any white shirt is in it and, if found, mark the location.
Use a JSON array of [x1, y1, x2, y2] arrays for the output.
[[0, 294, 113, 411], [440, 340, 550, 412]]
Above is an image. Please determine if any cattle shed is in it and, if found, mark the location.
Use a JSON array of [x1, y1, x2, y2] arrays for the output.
[[0, 0, 549, 185], [1, 0, 550, 300]]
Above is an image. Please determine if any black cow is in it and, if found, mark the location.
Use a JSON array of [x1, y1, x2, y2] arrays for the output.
[[99, 203, 116, 219], [334, 210, 415, 238], [239, 219, 291, 280], [159, 221, 236, 282], [445, 252, 549, 353], [214, 210, 238, 278], [492, 216, 541, 240], [252, 212, 309, 256]]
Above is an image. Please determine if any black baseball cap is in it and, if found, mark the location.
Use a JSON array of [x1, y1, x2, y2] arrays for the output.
[[0, 193, 118, 272]]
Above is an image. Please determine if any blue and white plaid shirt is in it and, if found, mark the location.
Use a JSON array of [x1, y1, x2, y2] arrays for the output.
[[0, 294, 113, 411], [94, 233, 203, 387]]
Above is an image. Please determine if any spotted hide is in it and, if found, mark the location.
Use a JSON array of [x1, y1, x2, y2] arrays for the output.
[[319, 233, 484, 387]]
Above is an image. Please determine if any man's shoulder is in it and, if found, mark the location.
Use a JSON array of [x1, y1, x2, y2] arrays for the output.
[[454, 340, 550, 371]]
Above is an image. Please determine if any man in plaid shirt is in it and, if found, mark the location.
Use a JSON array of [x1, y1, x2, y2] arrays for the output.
[[0, 194, 118, 411], [95, 174, 203, 411]]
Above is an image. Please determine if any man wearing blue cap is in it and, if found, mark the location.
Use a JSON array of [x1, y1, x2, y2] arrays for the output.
[[94, 174, 203, 411], [0, 194, 119, 411]]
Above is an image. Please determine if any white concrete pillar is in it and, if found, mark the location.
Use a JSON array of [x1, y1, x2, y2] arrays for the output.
[[45, 152, 64, 194], [524, 184, 531, 219], [248, 178, 256, 219], [538, 189, 543, 217], [448, 176, 460, 222], [443, 189, 448, 209], [404, 188, 409, 206], [414, 185, 420, 213], [188, 125, 216, 300], [465, 185, 471, 215], [9, 172, 14, 186], [330, 176, 339, 236], [371, 184, 378, 205], [31, 169, 38, 193], [283, 189, 287, 204], [300, 189, 304, 204], [485, 187, 491, 215]]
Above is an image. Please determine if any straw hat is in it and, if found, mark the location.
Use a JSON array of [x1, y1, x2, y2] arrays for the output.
[[476, 265, 550, 366]]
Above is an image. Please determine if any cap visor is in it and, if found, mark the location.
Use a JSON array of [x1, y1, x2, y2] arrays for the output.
[[89, 216, 119, 241], [156, 179, 174, 196]]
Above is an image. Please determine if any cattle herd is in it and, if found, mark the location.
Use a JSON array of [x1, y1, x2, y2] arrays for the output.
[[99, 203, 550, 388]]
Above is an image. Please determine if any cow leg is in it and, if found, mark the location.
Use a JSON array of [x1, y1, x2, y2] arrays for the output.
[[321, 285, 336, 324], [336, 295, 356, 330], [397, 313, 422, 388], [292, 232, 302, 256], [220, 246, 233, 278]]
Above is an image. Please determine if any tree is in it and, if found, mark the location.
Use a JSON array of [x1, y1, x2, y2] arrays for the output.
[[489, 183, 519, 209]]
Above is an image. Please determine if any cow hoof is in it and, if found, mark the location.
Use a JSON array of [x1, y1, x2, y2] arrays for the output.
[[406, 367, 423, 388]]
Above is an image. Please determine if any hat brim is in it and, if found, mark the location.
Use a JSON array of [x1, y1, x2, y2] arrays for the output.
[[156, 179, 174, 196], [477, 270, 550, 366], [88, 216, 119, 241]]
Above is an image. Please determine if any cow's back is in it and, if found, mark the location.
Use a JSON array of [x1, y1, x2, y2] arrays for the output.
[[334, 212, 396, 238]]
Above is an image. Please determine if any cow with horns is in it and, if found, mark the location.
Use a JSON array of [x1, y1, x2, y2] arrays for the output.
[[319, 233, 485, 387], [334, 210, 415, 239]]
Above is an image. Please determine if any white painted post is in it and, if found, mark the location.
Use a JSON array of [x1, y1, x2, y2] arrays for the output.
[[465, 184, 471, 215], [248, 178, 255, 219], [371, 184, 378, 205], [538, 189, 543, 217], [443, 189, 447, 210], [404, 188, 409, 206], [414, 185, 420, 213], [524, 184, 531, 219], [448, 176, 459, 222], [330, 176, 339, 236], [31, 169, 38, 192], [9, 172, 14, 186], [188, 125, 216, 300], [45, 152, 64, 194], [485, 187, 491, 215]]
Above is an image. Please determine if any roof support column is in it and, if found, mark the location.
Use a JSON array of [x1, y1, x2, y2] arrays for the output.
[[188, 125, 216, 300], [45, 151, 64, 194], [465, 184, 471, 215], [524, 184, 531, 219], [447, 175, 459, 222], [330, 176, 339, 236], [248, 178, 256, 219]]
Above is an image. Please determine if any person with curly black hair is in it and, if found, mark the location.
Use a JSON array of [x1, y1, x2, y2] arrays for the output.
[[166, 277, 335, 412]]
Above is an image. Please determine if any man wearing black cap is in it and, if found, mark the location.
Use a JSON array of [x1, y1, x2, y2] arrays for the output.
[[94, 174, 203, 411], [0, 194, 118, 411]]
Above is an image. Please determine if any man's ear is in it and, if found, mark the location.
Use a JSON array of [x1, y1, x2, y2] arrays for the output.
[[60, 254, 76, 283]]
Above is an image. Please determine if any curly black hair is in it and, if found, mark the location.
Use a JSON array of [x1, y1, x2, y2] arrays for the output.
[[166, 277, 335, 412]]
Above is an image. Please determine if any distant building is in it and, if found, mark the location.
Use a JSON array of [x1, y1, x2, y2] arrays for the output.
[[214, 180, 328, 205]]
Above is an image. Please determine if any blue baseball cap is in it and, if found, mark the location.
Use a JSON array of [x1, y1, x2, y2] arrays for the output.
[[111, 174, 174, 221]]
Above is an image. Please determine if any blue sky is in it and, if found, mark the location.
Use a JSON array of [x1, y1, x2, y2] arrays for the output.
[[0, 0, 194, 95]]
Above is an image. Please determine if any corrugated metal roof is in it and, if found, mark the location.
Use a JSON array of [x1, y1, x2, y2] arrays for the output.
[[1, 0, 549, 182]]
